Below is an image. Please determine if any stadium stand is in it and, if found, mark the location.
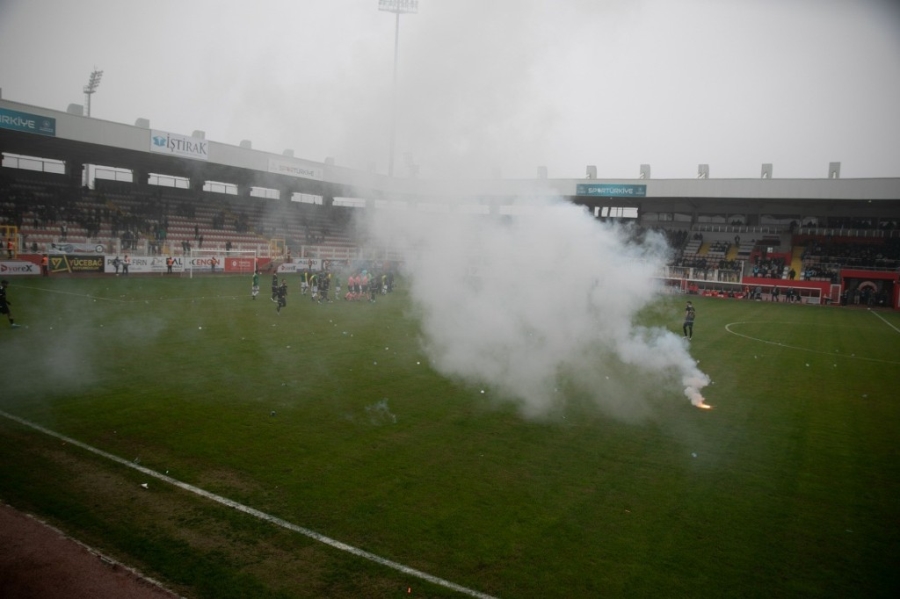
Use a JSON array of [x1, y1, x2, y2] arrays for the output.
[[1, 170, 356, 259]]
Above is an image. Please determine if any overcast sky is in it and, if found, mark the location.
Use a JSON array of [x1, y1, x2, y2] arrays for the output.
[[1, 0, 899, 180]]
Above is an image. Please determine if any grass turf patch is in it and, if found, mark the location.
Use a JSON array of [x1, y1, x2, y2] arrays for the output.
[[2, 277, 899, 597]]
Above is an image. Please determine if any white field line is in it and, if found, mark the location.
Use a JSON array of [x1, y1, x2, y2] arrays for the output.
[[724, 322, 900, 365], [867, 308, 900, 334], [0, 409, 499, 599]]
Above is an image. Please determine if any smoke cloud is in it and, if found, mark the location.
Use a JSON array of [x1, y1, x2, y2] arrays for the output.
[[363, 196, 709, 419]]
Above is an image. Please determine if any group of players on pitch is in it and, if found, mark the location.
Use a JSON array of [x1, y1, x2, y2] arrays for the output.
[[249, 269, 393, 312]]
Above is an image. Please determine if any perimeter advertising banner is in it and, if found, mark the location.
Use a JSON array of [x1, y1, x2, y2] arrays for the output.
[[48, 242, 106, 254], [0, 107, 56, 136], [277, 259, 323, 273], [267, 157, 324, 181], [0, 260, 40, 275], [104, 255, 184, 274], [186, 255, 226, 272], [576, 184, 647, 197], [224, 256, 257, 273], [150, 130, 209, 161], [50, 255, 104, 273]]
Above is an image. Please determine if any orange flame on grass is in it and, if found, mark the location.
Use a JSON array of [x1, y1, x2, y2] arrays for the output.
[[686, 386, 712, 410]]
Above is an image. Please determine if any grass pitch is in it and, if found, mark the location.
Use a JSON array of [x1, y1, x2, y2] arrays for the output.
[[1, 275, 899, 598]]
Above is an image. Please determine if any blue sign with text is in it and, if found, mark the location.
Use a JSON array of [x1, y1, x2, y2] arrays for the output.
[[576, 184, 646, 197], [0, 107, 56, 136]]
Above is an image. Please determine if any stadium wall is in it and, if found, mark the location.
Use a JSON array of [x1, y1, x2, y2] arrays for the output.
[[741, 277, 831, 299]]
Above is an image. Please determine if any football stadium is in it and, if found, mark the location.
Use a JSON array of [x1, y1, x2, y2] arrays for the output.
[[2, 13, 900, 588]]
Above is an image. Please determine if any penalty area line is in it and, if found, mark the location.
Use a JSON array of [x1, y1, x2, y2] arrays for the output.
[[724, 322, 900, 365], [868, 308, 900, 334], [0, 409, 499, 599]]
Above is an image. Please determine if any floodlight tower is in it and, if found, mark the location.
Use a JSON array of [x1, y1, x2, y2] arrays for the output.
[[81, 68, 103, 188], [83, 68, 103, 117], [378, 0, 418, 177]]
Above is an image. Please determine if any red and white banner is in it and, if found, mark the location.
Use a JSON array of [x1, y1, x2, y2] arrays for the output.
[[225, 256, 258, 273]]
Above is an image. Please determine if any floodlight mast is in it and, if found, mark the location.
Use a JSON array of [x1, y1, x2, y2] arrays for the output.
[[83, 68, 103, 118], [82, 68, 103, 188], [378, 0, 418, 177]]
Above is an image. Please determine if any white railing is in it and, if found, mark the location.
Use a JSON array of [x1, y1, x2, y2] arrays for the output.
[[797, 227, 900, 239], [660, 265, 744, 283], [692, 224, 785, 235]]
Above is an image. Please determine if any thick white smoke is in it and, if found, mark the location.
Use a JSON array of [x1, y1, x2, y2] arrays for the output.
[[363, 196, 709, 418]]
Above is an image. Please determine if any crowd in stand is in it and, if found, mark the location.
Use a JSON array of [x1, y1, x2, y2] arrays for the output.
[[0, 182, 113, 243], [6, 171, 900, 278], [4, 182, 167, 254], [800, 264, 839, 282], [750, 256, 785, 279], [825, 217, 898, 230], [0, 172, 355, 258], [707, 240, 730, 254], [802, 238, 900, 270], [660, 228, 688, 251], [211, 210, 227, 230]]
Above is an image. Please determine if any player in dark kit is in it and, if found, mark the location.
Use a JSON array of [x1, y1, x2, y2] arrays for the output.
[[271, 273, 279, 302], [319, 272, 330, 303], [276, 280, 288, 313], [683, 301, 695, 340], [369, 273, 379, 303], [0, 280, 21, 328]]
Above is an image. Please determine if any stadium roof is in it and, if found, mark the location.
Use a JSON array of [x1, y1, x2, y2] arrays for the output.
[[2, 98, 900, 218]]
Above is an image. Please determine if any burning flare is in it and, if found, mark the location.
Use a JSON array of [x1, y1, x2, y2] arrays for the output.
[[684, 374, 712, 409]]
